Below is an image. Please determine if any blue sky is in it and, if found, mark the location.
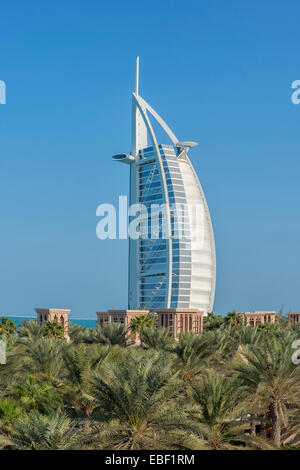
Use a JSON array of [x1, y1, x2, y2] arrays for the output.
[[0, 0, 299, 318]]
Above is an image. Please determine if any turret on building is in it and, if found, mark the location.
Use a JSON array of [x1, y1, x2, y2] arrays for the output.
[[241, 311, 276, 327], [156, 308, 204, 339], [288, 312, 300, 324], [96, 309, 150, 344], [35, 308, 70, 342]]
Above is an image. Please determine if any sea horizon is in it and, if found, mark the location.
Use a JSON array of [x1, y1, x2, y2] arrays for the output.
[[0, 315, 97, 329]]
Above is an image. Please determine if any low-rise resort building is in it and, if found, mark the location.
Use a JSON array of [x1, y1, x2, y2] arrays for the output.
[[241, 310, 276, 327], [96, 309, 150, 343], [288, 312, 300, 324], [29, 307, 300, 345], [36, 308, 70, 342], [97, 308, 204, 342]]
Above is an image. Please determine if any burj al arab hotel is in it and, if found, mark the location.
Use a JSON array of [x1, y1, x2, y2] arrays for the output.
[[113, 58, 216, 314]]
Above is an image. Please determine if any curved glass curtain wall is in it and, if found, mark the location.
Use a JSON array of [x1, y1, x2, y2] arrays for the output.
[[137, 144, 193, 310]]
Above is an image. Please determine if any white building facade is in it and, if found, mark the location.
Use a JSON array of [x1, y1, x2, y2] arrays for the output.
[[113, 58, 216, 313]]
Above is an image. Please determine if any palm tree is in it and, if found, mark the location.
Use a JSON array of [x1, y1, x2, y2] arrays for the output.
[[208, 329, 238, 366], [130, 314, 156, 334], [0, 399, 23, 447], [44, 321, 64, 339], [275, 306, 289, 329], [0, 434, 14, 450], [19, 337, 64, 384], [173, 333, 215, 382], [235, 325, 261, 348], [230, 326, 261, 366], [224, 311, 243, 329], [68, 323, 91, 344], [18, 320, 46, 341], [0, 399, 22, 426], [187, 374, 250, 450], [140, 327, 175, 351], [205, 312, 224, 330], [91, 323, 127, 346], [87, 349, 184, 449], [0, 318, 17, 337], [10, 375, 63, 412], [233, 335, 300, 446], [63, 343, 110, 385], [62, 343, 110, 420], [9, 410, 81, 450]]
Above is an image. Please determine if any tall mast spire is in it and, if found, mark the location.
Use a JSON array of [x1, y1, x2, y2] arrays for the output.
[[135, 56, 139, 95], [131, 56, 147, 155]]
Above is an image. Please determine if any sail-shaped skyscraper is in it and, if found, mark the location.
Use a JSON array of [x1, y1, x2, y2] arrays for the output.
[[113, 58, 216, 314]]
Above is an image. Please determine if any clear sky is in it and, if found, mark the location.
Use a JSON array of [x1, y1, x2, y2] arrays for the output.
[[0, 0, 299, 318]]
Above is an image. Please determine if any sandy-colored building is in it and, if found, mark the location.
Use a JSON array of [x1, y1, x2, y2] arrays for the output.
[[242, 311, 276, 327], [97, 308, 204, 342], [288, 312, 300, 324], [156, 308, 204, 339], [96, 309, 150, 343], [35, 308, 70, 342]]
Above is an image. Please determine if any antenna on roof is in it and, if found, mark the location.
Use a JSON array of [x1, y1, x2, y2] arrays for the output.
[[135, 56, 139, 95]]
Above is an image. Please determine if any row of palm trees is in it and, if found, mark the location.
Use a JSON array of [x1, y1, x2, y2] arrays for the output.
[[0, 312, 300, 450]]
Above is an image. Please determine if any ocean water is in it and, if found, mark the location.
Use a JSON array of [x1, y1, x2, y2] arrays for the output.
[[0, 316, 97, 329]]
